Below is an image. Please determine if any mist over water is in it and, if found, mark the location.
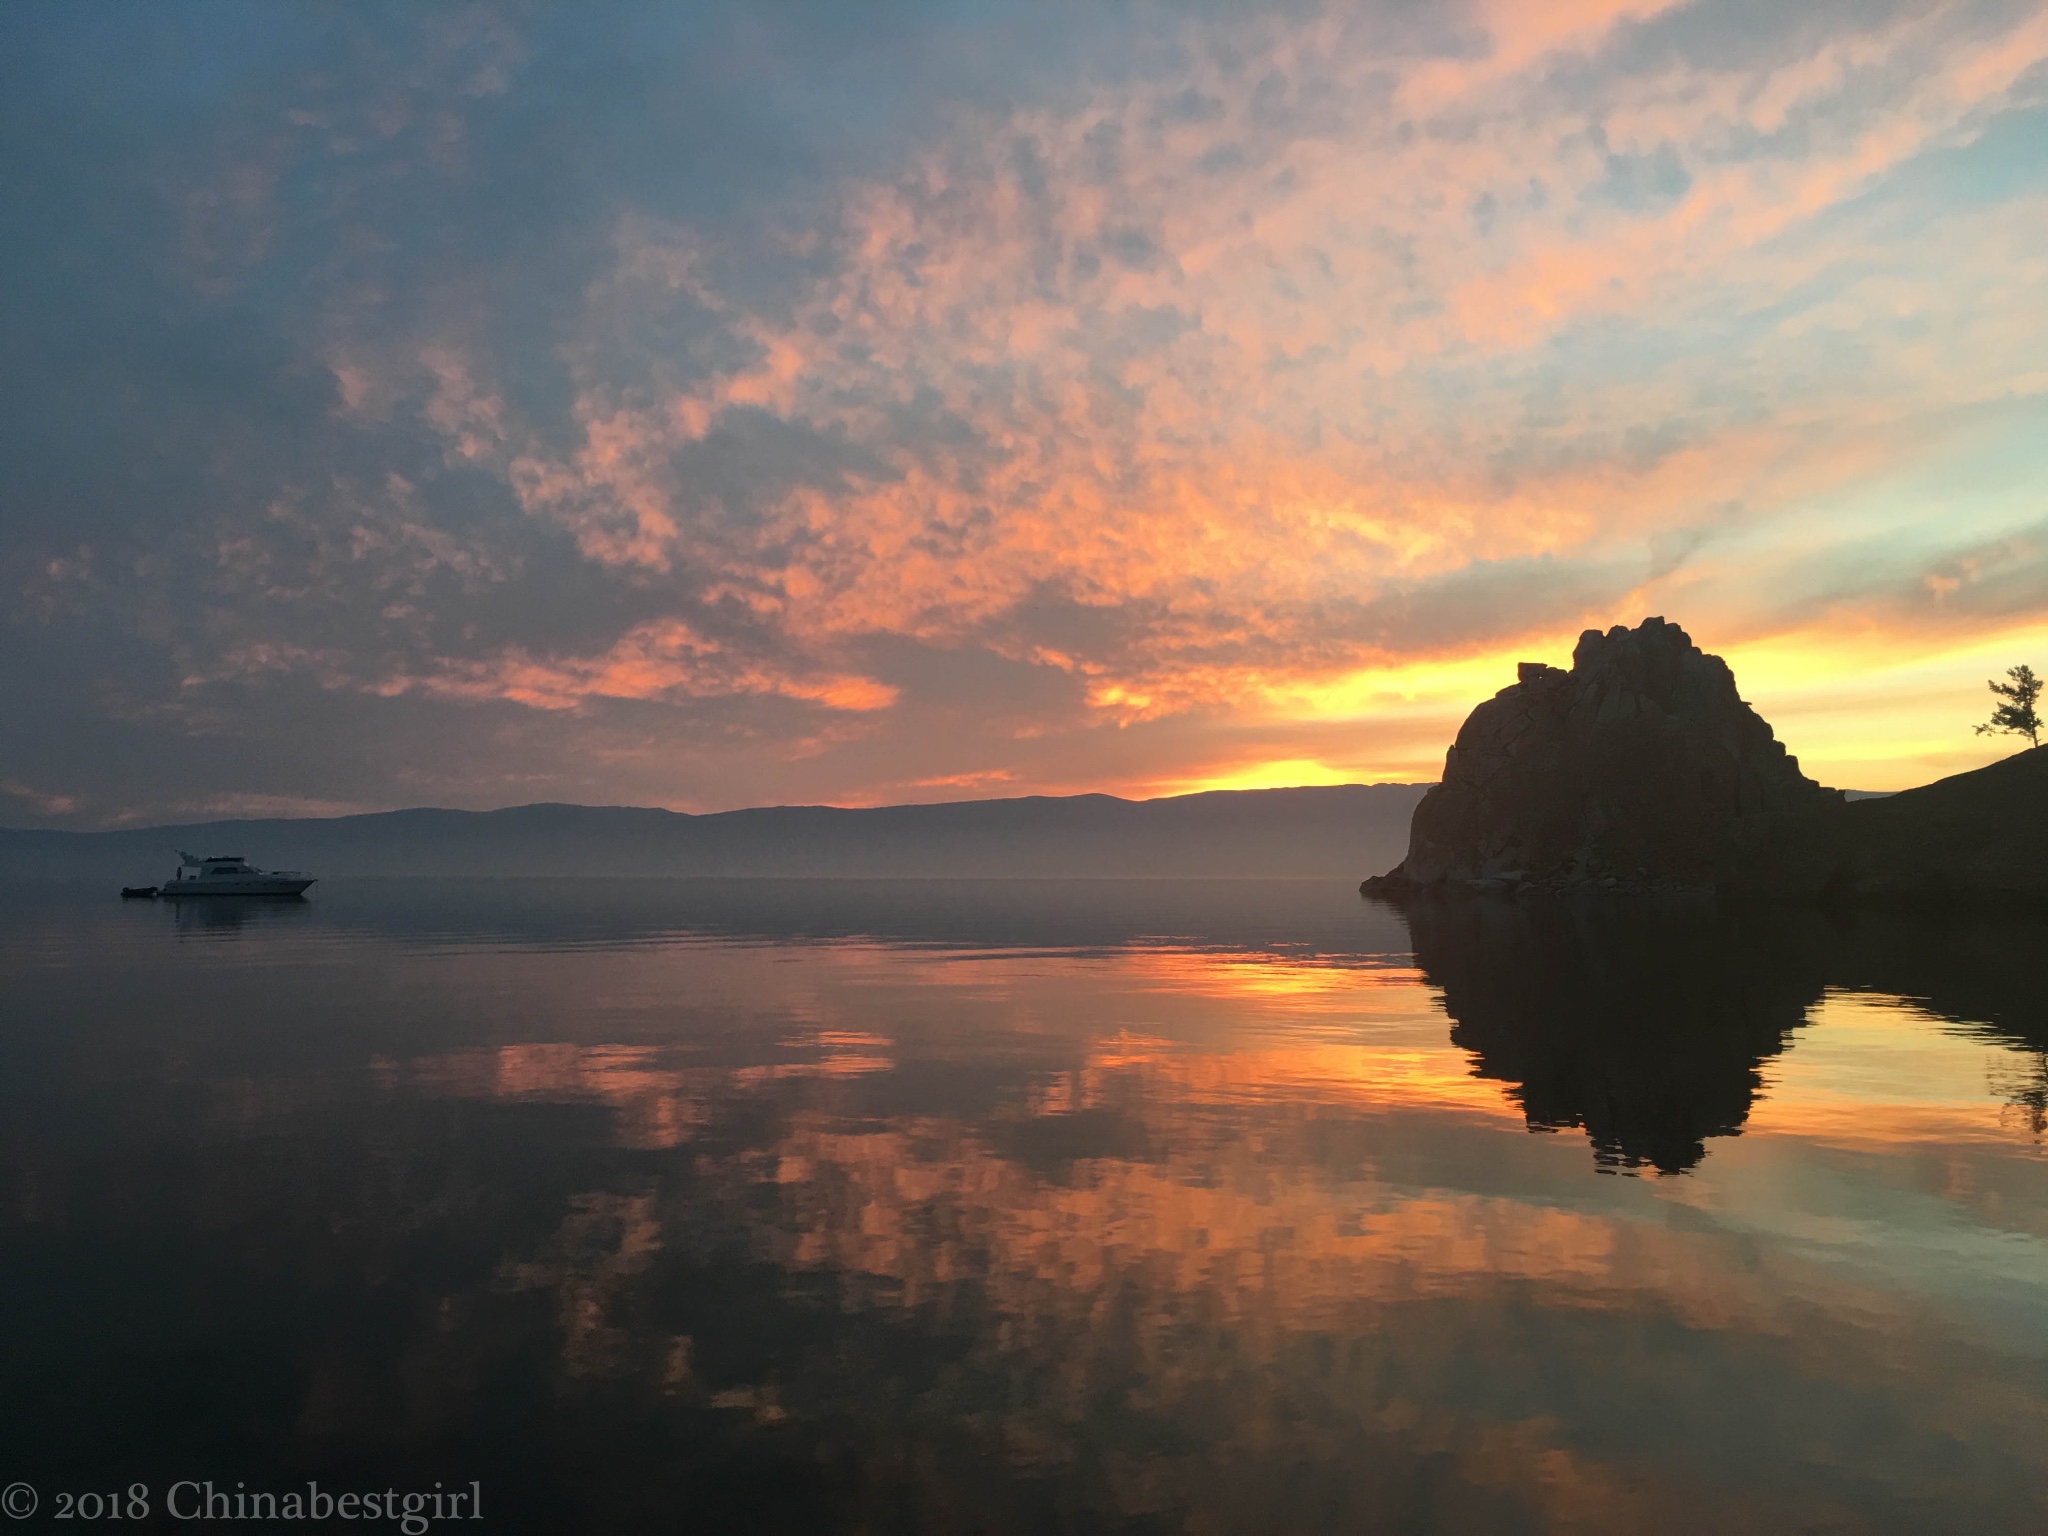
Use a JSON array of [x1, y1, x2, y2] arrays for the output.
[[3, 881, 2045, 1532]]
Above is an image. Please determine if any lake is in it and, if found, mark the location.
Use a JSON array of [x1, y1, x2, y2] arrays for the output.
[[3, 880, 2045, 1533]]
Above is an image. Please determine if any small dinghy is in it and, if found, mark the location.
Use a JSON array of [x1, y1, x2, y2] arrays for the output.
[[120, 886, 159, 899]]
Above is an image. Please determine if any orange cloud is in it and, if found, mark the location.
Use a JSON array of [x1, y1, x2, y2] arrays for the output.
[[371, 2, 2048, 799], [385, 619, 897, 714]]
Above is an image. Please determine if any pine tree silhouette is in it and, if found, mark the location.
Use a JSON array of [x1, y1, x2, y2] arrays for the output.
[[1976, 664, 2042, 748]]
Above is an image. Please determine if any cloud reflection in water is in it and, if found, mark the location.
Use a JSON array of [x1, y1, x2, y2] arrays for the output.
[[3, 882, 2045, 1530]]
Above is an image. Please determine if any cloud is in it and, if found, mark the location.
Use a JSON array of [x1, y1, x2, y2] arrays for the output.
[[478, 0, 2047, 690], [389, 618, 897, 714], [1, 779, 80, 818], [4, 0, 2048, 823]]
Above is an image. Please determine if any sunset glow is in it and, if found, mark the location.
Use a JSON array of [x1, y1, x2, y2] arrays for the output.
[[5, 2, 2047, 822]]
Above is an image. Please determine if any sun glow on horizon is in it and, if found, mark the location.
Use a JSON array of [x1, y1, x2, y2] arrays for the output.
[[1162, 758, 1363, 795]]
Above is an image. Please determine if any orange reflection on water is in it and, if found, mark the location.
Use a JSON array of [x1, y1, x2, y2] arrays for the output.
[[1049, 1028, 1518, 1123], [355, 931, 2048, 1528], [777, 1117, 1626, 1322], [1116, 948, 1428, 1007], [391, 1042, 711, 1149], [1747, 992, 2048, 1154]]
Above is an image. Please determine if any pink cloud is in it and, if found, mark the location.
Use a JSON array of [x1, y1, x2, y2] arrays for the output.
[[388, 619, 897, 715], [367, 1, 2048, 790]]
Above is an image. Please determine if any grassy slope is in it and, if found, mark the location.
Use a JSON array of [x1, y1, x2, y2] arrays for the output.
[[1841, 746, 2048, 899]]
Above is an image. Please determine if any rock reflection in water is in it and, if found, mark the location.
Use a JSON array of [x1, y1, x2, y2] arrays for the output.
[[1403, 896, 1824, 1173]]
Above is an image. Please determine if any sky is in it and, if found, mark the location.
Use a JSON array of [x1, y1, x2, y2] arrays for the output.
[[3, 0, 2046, 829]]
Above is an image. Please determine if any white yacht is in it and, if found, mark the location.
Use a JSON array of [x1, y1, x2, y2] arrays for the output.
[[158, 851, 317, 898]]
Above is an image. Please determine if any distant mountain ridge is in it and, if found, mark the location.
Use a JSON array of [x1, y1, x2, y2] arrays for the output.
[[0, 784, 1431, 881]]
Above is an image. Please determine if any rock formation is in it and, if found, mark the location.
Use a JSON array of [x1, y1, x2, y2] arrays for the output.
[[1365, 616, 2048, 902], [1366, 617, 1841, 895]]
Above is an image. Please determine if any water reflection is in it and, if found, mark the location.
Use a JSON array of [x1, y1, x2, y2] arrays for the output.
[[2, 883, 2046, 1532], [1403, 896, 1823, 1173], [166, 893, 313, 934]]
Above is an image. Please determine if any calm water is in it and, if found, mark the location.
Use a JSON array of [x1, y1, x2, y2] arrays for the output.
[[3, 880, 2045, 1533]]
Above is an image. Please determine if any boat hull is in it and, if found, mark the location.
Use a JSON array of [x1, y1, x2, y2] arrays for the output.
[[159, 878, 316, 898]]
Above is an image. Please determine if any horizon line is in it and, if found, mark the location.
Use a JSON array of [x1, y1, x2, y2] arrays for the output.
[[5, 780, 1446, 837]]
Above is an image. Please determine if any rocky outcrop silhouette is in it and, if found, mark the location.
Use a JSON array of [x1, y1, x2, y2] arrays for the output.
[[1367, 618, 1840, 895], [1364, 617, 2048, 901]]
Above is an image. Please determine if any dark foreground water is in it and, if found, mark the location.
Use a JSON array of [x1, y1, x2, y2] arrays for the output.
[[2, 880, 2045, 1534]]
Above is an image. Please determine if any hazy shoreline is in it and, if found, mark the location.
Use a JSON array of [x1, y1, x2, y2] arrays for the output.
[[0, 783, 1431, 882]]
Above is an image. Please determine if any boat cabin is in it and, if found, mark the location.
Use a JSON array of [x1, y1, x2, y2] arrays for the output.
[[173, 852, 262, 879]]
